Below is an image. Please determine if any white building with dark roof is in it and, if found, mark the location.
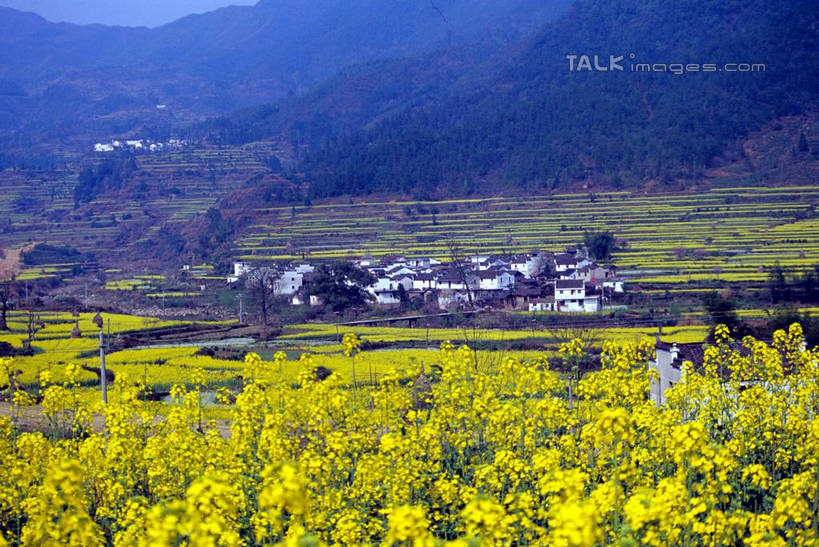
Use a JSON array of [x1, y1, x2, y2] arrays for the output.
[[555, 279, 600, 312], [508, 253, 547, 278], [476, 268, 516, 291]]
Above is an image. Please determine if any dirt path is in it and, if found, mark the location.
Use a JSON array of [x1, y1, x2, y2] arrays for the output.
[[0, 243, 36, 279], [0, 402, 232, 438]]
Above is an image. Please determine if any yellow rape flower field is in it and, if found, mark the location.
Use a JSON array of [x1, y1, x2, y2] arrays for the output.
[[0, 318, 816, 546]]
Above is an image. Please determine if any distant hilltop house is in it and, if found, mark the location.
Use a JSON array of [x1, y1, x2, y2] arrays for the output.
[[226, 247, 622, 313], [92, 137, 185, 154]]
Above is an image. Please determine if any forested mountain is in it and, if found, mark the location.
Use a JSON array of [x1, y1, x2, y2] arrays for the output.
[[0, 0, 570, 147], [191, 29, 527, 148], [281, 0, 819, 197], [1, 0, 816, 201]]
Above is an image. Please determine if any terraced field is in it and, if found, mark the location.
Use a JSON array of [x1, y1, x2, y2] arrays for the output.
[[0, 142, 281, 266], [238, 185, 819, 286]]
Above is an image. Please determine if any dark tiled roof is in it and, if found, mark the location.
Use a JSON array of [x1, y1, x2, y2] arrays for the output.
[[476, 268, 511, 279], [556, 279, 584, 289], [556, 256, 578, 265], [436, 269, 470, 283], [655, 341, 707, 370]]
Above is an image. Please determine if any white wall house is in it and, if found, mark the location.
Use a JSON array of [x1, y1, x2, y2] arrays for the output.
[[649, 342, 686, 405], [391, 275, 414, 291], [603, 280, 625, 293], [293, 264, 315, 274], [555, 254, 592, 274], [437, 291, 472, 309], [554, 254, 577, 273], [274, 271, 303, 296], [368, 275, 412, 304], [412, 273, 437, 290], [529, 298, 556, 312], [435, 271, 479, 291], [226, 262, 254, 284], [555, 280, 600, 312], [555, 279, 584, 311], [476, 269, 516, 291], [565, 269, 587, 281], [509, 254, 546, 278], [373, 291, 401, 305]]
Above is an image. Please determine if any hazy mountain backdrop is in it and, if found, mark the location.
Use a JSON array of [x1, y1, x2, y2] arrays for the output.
[[0, 0, 571, 150], [0, 0, 256, 28], [0, 0, 816, 201]]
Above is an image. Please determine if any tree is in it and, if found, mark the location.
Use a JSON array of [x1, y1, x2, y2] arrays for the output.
[[308, 262, 375, 314], [0, 279, 14, 331], [769, 263, 788, 303], [73, 155, 137, 207], [245, 267, 278, 327], [768, 307, 819, 348], [446, 239, 475, 308], [583, 231, 616, 261], [191, 208, 234, 260], [397, 284, 410, 309], [702, 292, 743, 338], [798, 132, 809, 153], [23, 310, 44, 351]]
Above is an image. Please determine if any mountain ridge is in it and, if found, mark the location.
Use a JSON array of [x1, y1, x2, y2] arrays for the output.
[[0, 0, 571, 149], [286, 0, 819, 197]]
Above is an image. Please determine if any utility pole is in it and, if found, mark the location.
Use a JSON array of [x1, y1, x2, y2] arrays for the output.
[[99, 329, 108, 404]]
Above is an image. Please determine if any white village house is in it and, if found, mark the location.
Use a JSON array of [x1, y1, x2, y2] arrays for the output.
[[476, 268, 516, 291], [649, 341, 689, 405], [554, 279, 601, 312], [273, 264, 314, 296], [225, 247, 622, 312], [509, 253, 548, 278]]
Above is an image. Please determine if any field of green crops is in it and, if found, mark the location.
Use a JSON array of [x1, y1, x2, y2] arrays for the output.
[[237, 185, 819, 287]]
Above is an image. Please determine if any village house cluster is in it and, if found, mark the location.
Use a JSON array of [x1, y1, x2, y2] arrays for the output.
[[227, 247, 623, 312], [93, 138, 185, 153]]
